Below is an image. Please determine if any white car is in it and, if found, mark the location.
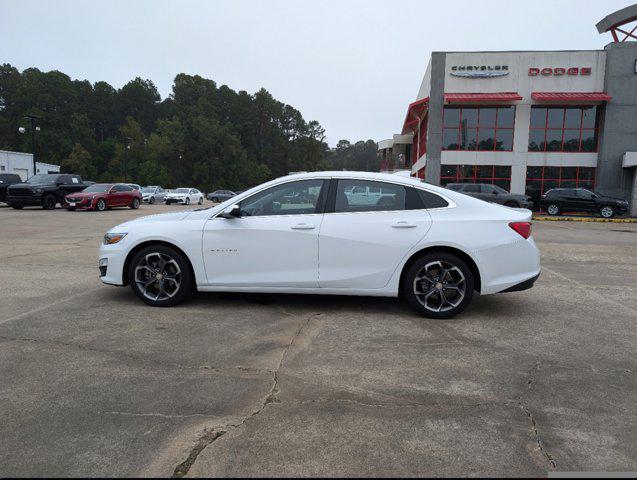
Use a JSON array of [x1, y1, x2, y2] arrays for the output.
[[141, 186, 166, 204], [98, 172, 540, 319], [165, 188, 204, 206]]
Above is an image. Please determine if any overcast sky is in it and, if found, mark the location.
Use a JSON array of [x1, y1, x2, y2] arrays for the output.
[[0, 0, 632, 145]]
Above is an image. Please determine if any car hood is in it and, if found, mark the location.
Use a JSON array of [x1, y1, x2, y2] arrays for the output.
[[66, 191, 101, 198], [166, 193, 187, 197], [115, 210, 194, 229], [8, 182, 51, 189]]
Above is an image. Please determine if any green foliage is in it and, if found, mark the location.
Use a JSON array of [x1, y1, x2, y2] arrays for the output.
[[0, 64, 379, 191]]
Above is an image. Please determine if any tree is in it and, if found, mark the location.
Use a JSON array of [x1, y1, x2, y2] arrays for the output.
[[61, 142, 97, 180]]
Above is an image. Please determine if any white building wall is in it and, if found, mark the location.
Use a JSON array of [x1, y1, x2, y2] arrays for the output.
[[437, 50, 607, 193], [0, 150, 34, 180]]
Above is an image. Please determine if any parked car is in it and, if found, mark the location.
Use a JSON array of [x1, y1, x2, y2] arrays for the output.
[[127, 183, 141, 191], [6, 173, 86, 210], [540, 188, 629, 218], [98, 172, 540, 319], [141, 186, 166, 204], [165, 188, 204, 205], [0, 173, 22, 203], [206, 190, 236, 203], [446, 183, 533, 209], [64, 183, 142, 211]]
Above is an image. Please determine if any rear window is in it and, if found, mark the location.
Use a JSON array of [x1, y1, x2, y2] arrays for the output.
[[417, 189, 449, 209], [463, 184, 480, 193]]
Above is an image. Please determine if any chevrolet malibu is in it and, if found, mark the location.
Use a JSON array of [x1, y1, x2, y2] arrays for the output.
[[99, 172, 540, 319]]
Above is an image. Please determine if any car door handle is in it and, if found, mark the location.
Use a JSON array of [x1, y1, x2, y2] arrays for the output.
[[392, 221, 417, 228], [291, 223, 315, 230]]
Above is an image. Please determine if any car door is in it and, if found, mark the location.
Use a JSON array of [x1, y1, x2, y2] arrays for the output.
[[574, 189, 597, 212], [560, 189, 580, 211], [318, 178, 433, 289], [202, 179, 327, 287]]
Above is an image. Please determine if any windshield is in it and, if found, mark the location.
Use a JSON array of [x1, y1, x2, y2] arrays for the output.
[[83, 184, 110, 193], [27, 174, 58, 185], [141, 187, 155, 193], [175, 188, 189, 193]]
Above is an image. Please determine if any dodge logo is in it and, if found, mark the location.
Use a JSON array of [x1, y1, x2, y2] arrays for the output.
[[529, 67, 592, 76]]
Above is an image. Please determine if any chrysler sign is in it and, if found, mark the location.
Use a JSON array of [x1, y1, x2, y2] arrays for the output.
[[451, 65, 509, 78]]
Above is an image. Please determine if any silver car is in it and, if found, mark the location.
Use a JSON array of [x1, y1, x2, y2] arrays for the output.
[[141, 186, 166, 204]]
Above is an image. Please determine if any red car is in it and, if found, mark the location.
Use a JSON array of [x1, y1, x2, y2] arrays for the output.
[[64, 183, 142, 211]]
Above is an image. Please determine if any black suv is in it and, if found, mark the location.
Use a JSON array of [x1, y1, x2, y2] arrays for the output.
[[0, 173, 22, 203], [6, 173, 86, 210], [446, 183, 533, 209], [540, 188, 629, 218]]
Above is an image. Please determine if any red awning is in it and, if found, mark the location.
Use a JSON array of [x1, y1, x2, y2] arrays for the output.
[[402, 97, 429, 134], [444, 92, 523, 103], [532, 92, 612, 102]]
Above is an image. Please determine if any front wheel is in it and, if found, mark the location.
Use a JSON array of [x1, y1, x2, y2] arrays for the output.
[[403, 252, 474, 319], [42, 194, 57, 210], [128, 245, 194, 307], [546, 203, 560, 216], [130, 198, 140, 209], [198, 197, 203, 205], [185, 197, 190, 205], [149, 196, 155, 205], [599, 205, 615, 218], [96, 198, 107, 211]]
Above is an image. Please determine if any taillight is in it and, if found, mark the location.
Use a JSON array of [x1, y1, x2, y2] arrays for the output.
[[509, 222, 531, 239]]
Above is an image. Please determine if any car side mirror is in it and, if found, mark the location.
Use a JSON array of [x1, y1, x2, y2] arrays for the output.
[[220, 204, 241, 219]]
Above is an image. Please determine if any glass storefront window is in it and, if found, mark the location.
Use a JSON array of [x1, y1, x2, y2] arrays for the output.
[[443, 106, 515, 152], [440, 164, 511, 191], [528, 106, 600, 153], [525, 166, 596, 206]]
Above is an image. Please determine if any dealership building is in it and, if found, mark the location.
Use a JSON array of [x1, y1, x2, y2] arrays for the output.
[[378, 6, 637, 214]]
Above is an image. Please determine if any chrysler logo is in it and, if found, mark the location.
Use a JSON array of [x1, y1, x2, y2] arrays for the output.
[[451, 65, 509, 78]]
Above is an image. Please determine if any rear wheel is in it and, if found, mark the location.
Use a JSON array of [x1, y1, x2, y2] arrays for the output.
[[42, 194, 57, 210], [128, 245, 194, 307], [212, 197, 219, 203], [403, 252, 474, 319], [599, 205, 615, 218], [131, 198, 140, 209], [546, 203, 560, 216]]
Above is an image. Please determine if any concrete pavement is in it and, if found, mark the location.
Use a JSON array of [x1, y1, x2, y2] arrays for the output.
[[0, 204, 635, 477]]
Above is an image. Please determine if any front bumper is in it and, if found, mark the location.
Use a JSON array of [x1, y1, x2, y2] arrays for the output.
[[64, 197, 95, 209], [165, 197, 186, 204], [99, 243, 127, 285], [6, 194, 43, 205]]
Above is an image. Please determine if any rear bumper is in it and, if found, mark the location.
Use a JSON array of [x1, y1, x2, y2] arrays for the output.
[[501, 272, 540, 293]]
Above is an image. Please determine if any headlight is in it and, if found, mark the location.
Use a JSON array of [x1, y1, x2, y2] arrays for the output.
[[103, 232, 128, 245]]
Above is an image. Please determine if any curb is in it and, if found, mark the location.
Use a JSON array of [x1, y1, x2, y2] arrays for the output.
[[532, 216, 637, 223]]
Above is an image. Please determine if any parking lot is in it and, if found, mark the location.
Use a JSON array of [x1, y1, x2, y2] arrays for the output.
[[0, 203, 635, 477]]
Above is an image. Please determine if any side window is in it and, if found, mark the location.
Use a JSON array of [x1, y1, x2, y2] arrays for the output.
[[480, 184, 497, 194], [71, 176, 81, 184], [335, 180, 406, 213], [58, 175, 71, 185], [417, 189, 449, 209], [239, 179, 325, 217], [463, 184, 480, 193]]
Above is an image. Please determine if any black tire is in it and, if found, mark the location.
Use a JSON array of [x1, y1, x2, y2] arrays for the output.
[[66, 207, 77, 211], [402, 252, 475, 319], [546, 203, 560, 216], [212, 197, 218, 203], [96, 198, 107, 212], [128, 244, 194, 307], [198, 197, 203, 205], [42, 194, 57, 210], [10, 204, 23, 210], [504, 201, 519, 208], [599, 205, 615, 218], [185, 197, 190, 205], [131, 198, 140, 209], [149, 196, 155, 204]]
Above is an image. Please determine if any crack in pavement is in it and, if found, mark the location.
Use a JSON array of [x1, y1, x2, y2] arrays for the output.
[[0, 335, 273, 377], [102, 411, 217, 420], [518, 402, 557, 470], [170, 312, 321, 478]]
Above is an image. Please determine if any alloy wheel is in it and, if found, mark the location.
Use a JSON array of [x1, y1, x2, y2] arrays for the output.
[[547, 204, 559, 215], [185, 197, 190, 205], [600, 206, 614, 218], [132, 198, 140, 209], [413, 261, 466, 313], [97, 199, 106, 211], [134, 252, 182, 301]]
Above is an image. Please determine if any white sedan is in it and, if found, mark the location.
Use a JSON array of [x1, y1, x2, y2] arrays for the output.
[[98, 172, 540, 319], [165, 188, 204, 206]]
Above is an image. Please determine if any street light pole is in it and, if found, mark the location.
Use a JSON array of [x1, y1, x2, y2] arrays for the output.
[[21, 114, 40, 177]]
